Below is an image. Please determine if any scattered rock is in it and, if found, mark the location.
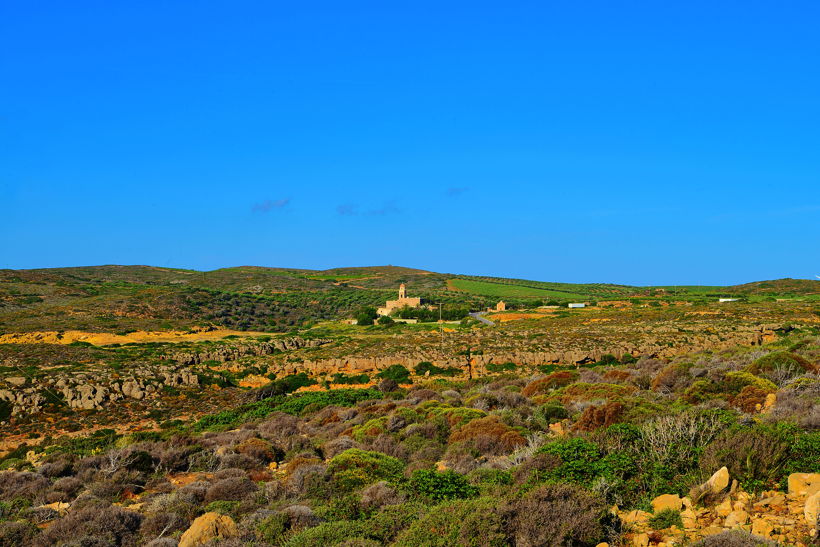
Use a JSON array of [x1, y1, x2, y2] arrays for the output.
[[631, 532, 649, 547], [724, 510, 749, 528]]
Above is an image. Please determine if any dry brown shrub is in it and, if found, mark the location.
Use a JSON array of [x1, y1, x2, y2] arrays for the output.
[[449, 415, 526, 454], [729, 385, 768, 413], [204, 476, 258, 502], [572, 402, 625, 432], [34, 504, 143, 547], [522, 371, 578, 397], [235, 437, 277, 462], [512, 453, 561, 484], [503, 483, 607, 546], [651, 364, 689, 393], [285, 456, 323, 476], [603, 369, 632, 383]]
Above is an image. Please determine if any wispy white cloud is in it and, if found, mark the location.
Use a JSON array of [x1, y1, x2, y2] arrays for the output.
[[252, 198, 290, 213]]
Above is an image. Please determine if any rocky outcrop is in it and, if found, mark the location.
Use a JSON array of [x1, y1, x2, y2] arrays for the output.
[[0, 388, 45, 416], [622, 470, 820, 545], [167, 337, 331, 365], [1, 364, 200, 414]]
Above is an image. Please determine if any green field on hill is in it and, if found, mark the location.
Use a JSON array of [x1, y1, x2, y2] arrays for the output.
[[448, 278, 592, 300]]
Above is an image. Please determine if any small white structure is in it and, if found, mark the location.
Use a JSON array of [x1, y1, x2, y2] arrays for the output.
[[718, 298, 739, 303], [568, 303, 586, 309]]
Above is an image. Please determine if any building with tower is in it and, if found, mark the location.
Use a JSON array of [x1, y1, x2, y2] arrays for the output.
[[377, 284, 424, 316]]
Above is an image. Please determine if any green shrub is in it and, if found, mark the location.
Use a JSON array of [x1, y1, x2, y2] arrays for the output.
[[415, 362, 461, 377], [597, 354, 620, 366], [780, 431, 820, 487], [649, 508, 683, 530], [392, 497, 506, 547], [537, 438, 603, 485], [257, 512, 290, 544], [723, 372, 777, 393], [358, 503, 428, 543], [747, 351, 815, 376], [533, 402, 568, 424], [204, 500, 240, 515], [332, 373, 370, 384], [407, 469, 479, 501], [486, 362, 517, 373], [327, 449, 406, 491], [700, 425, 790, 492], [283, 520, 366, 547], [376, 365, 411, 384]]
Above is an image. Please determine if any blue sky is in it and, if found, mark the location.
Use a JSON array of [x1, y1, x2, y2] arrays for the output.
[[1, 1, 818, 285]]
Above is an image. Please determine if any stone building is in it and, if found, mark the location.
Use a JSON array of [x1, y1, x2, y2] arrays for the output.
[[377, 284, 423, 316], [488, 301, 506, 312]]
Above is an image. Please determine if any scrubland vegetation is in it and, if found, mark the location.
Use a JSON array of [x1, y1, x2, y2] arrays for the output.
[[0, 330, 817, 546], [1, 266, 819, 545]]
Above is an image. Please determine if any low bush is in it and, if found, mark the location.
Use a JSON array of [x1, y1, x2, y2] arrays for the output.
[[407, 469, 478, 501], [392, 497, 506, 547], [376, 365, 411, 384], [746, 351, 816, 378], [486, 362, 517, 373], [648, 508, 683, 530], [693, 529, 779, 546], [415, 362, 461, 377], [503, 483, 610, 547], [327, 449, 405, 491], [522, 371, 578, 397]]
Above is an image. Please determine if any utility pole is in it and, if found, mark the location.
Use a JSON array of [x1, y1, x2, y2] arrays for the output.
[[439, 302, 443, 347]]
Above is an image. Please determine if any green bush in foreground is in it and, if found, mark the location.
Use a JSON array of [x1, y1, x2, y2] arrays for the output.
[[327, 449, 406, 491], [408, 469, 479, 501]]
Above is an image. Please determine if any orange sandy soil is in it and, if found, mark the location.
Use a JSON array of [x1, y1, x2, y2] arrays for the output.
[[0, 328, 273, 346], [296, 382, 414, 392], [486, 312, 553, 322]]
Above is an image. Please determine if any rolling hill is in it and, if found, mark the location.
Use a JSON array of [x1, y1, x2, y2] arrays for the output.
[[1, 266, 817, 334]]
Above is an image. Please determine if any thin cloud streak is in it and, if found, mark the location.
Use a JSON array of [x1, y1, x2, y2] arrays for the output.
[[252, 198, 290, 213]]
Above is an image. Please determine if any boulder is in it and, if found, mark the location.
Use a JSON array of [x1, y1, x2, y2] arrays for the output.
[[787, 473, 820, 498], [690, 467, 730, 503], [705, 467, 730, 494], [178, 512, 238, 547], [651, 494, 682, 512], [621, 510, 651, 525]]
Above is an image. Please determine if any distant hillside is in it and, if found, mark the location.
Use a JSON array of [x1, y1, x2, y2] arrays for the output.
[[1, 265, 816, 333], [728, 278, 820, 295]]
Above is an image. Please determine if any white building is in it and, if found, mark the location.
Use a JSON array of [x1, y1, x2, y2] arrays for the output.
[[718, 298, 739, 303], [568, 303, 586, 308]]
